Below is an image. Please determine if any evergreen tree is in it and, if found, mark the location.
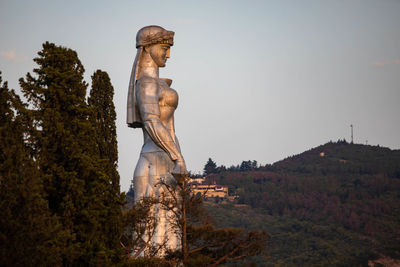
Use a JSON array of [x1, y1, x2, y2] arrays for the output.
[[240, 160, 252, 171], [19, 42, 117, 264], [204, 158, 217, 175], [88, 69, 124, 259], [0, 72, 68, 265]]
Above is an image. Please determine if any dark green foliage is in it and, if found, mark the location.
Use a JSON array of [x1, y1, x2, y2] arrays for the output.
[[239, 160, 257, 171], [0, 72, 68, 265], [203, 158, 217, 175], [19, 43, 121, 264], [206, 142, 400, 265], [185, 223, 269, 267], [89, 70, 119, 175], [89, 69, 124, 259], [207, 203, 377, 266]]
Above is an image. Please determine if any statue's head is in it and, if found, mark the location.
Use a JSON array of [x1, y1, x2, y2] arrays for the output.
[[136, 25, 175, 67], [127, 26, 175, 128]]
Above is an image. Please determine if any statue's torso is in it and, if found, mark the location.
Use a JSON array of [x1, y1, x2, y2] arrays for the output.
[[141, 78, 178, 154]]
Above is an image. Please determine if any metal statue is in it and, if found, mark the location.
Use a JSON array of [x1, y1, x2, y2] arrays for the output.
[[127, 25, 187, 254]]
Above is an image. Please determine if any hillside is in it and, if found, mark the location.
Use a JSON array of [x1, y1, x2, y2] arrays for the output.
[[205, 141, 400, 266], [274, 140, 400, 177]]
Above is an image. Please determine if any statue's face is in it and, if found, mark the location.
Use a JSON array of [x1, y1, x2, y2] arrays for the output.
[[148, 43, 171, 67]]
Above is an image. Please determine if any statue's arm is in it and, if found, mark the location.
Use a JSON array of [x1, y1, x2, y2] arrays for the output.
[[137, 78, 185, 164]]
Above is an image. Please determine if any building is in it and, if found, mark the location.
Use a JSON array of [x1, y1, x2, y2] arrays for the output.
[[188, 177, 206, 185], [190, 183, 228, 198]]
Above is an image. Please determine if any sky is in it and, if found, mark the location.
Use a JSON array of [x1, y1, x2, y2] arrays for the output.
[[1, 0, 399, 192]]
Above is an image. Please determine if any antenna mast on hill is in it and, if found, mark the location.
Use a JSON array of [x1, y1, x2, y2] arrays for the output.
[[350, 124, 354, 144]]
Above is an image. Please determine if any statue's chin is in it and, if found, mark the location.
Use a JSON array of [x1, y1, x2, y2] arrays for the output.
[[157, 59, 167, 68]]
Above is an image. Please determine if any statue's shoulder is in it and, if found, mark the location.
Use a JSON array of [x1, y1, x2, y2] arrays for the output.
[[137, 76, 158, 85], [136, 76, 159, 95]]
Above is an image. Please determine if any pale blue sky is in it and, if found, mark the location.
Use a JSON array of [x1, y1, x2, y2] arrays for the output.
[[1, 0, 399, 191]]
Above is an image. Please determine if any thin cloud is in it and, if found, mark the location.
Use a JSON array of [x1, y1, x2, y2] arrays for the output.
[[372, 58, 400, 67], [0, 50, 26, 62]]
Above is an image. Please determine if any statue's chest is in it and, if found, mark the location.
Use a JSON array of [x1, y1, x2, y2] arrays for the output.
[[159, 84, 178, 109]]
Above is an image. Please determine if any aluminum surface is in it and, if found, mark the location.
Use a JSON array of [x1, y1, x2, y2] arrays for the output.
[[127, 25, 187, 255]]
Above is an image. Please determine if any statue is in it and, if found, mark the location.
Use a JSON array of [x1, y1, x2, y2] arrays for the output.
[[127, 25, 188, 255]]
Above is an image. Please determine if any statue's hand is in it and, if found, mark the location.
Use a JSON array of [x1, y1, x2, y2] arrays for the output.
[[172, 159, 188, 179]]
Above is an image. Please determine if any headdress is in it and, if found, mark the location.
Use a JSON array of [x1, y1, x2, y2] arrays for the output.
[[127, 25, 175, 128], [136, 26, 174, 48]]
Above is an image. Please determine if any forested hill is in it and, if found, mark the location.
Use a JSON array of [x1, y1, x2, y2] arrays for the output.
[[274, 140, 400, 178], [205, 141, 400, 266]]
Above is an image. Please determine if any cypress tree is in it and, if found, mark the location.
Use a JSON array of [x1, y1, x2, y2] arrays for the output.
[[204, 158, 218, 175], [19, 42, 116, 264], [88, 70, 124, 259], [0, 72, 68, 265]]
